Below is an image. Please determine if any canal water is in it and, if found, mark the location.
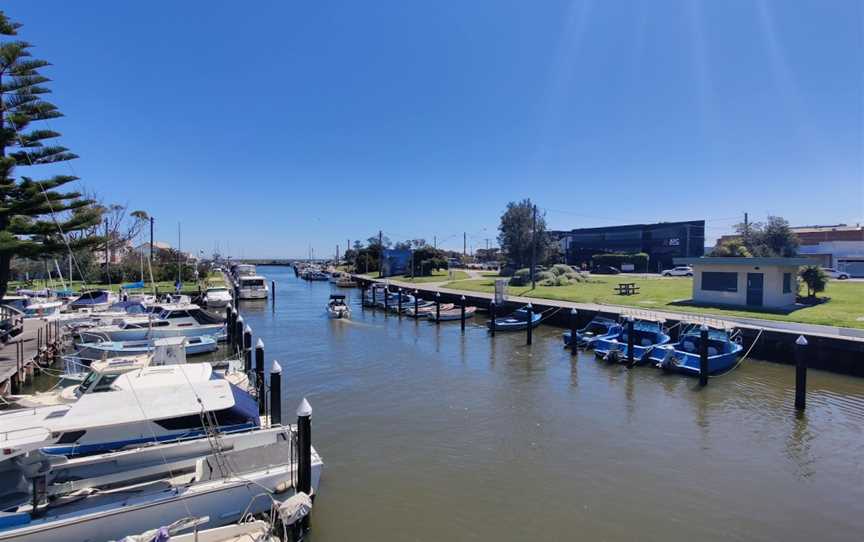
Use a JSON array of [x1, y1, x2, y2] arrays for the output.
[[239, 266, 863, 541]]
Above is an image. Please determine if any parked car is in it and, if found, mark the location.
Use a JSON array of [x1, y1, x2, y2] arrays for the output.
[[661, 265, 694, 277], [822, 267, 850, 280], [591, 265, 621, 275]]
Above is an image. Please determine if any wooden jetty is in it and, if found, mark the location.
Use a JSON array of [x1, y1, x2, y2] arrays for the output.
[[0, 318, 63, 397]]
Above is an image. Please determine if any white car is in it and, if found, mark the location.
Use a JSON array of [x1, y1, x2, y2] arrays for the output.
[[661, 266, 693, 277], [822, 267, 850, 280]]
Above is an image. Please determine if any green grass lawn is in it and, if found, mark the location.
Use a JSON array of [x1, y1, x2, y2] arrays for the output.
[[362, 270, 469, 282], [441, 276, 864, 329]]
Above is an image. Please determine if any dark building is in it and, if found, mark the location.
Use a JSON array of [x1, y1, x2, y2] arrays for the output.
[[551, 220, 705, 272]]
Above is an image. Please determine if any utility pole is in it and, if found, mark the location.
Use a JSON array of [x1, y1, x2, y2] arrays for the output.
[[463, 232, 467, 258], [149, 216, 154, 263], [336, 244, 339, 262], [743, 212, 749, 243], [531, 204, 537, 290], [378, 230, 383, 276], [434, 235, 437, 250], [104, 219, 110, 283]]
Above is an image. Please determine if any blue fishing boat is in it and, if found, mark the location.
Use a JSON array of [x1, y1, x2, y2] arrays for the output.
[[647, 326, 743, 376], [593, 320, 671, 365], [562, 317, 622, 349], [488, 307, 542, 332]]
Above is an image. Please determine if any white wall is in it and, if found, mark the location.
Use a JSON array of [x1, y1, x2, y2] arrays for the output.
[[693, 263, 798, 309]]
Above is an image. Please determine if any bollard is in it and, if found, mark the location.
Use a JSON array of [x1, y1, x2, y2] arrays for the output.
[[297, 398, 313, 530], [435, 292, 441, 324], [526, 303, 533, 345], [490, 300, 496, 337], [626, 316, 635, 366], [460, 295, 466, 332], [226, 306, 233, 345], [398, 288, 402, 316], [255, 338, 265, 415], [414, 290, 419, 317], [699, 324, 709, 387], [235, 315, 245, 356], [384, 286, 389, 313], [795, 335, 808, 411], [569, 308, 578, 353], [243, 325, 252, 374], [270, 361, 282, 426]]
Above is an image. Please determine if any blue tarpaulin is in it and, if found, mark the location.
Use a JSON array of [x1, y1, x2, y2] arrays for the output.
[[123, 281, 145, 289]]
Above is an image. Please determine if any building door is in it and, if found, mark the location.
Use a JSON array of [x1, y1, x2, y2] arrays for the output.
[[746, 273, 763, 306]]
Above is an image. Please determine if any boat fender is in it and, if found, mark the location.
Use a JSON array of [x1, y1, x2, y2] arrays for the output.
[[274, 480, 293, 494]]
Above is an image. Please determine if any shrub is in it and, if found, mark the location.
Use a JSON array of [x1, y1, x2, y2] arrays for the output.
[[550, 264, 573, 276], [799, 265, 827, 298]]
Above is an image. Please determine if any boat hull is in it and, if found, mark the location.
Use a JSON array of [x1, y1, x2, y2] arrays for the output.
[[647, 343, 743, 376], [80, 324, 225, 343]]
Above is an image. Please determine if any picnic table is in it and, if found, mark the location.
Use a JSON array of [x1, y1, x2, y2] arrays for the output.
[[614, 282, 640, 296]]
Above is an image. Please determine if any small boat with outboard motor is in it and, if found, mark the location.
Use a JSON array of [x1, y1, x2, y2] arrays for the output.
[[562, 316, 623, 349], [428, 305, 476, 322], [488, 306, 542, 332], [405, 300, 449, 317], [647, 325, 743, 376], [326, 294, 351, 319], [593, 319, 671, 365]]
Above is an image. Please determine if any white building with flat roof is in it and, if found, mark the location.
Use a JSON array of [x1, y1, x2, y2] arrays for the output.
[[675, 257, 812, 310]]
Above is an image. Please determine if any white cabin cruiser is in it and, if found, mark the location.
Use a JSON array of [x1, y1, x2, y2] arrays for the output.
[[326, 294, 351, 319], [236, 275, 268, 300], [203, 286, 233, 308], [0, 426, 322, 542], [0, 362, 259, 457], [77, 303, 225, 342]]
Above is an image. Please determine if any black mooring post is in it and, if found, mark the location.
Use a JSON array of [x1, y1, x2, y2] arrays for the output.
[[626, 316, 635, 366], [397, 288, 402, 315], [361, 285, 366, 307], [413, 290, 419, 317], [297, 398, 313, 530], [795, 335, 808, 411], [699, 324, 709, 387], [490, 300, 496, 337], [460, 295, 466, 332], [225, 306, 233, 345], [435, 292, 441, 324], [526, 303, 533, 345], [569, 308, 578, 352], [384, 285, 389, 313], [255, 338, 265, 416], [270, 360, 282, 426], [370, 285, 376, 309], [235, 315, 244, 356], [243, 324, 252, 373], [271, 280, 275, 306]]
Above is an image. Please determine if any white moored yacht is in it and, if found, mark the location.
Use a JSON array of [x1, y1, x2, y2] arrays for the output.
[[236, 275, 268, 300], [77, 303, 225, 342], [202, 286, 233, 308]]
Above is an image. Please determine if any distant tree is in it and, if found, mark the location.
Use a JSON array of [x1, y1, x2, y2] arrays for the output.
[[711, 238, 752, 257], [0, 12, 103, 297], [366, 235, 391, 249], [497, 199, 551, 269], [799, 265, 827, 299], [730, 215, 799, 257]]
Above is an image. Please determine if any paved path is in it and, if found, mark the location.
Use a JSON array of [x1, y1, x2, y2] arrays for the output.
[[362, 276, 864, 342]]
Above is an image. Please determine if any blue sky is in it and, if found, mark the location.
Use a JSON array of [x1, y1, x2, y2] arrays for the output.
[[9, 1, 863, 258]]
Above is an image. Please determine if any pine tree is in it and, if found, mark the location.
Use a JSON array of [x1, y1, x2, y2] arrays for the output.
[[0, 11, 101, 297]]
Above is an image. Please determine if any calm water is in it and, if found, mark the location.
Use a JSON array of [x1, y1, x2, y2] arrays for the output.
[[232, 266, 864, 541]]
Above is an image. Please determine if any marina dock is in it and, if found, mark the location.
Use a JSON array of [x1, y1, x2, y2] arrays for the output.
[[0, 318, 62, 397]]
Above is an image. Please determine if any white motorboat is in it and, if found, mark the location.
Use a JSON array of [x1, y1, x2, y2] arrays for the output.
[[326, 294, 350, 319], [77, 304, 225, 342], [0, 362, 260, 457], [21, 300, 63, 318], [0, 427, 323, 542], [74, 335, 219, 361], [236, 275, 268, 300], [203, 286, 233, 308]]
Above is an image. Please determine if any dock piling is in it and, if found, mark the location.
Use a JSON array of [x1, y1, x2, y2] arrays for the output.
[[626, 316, 635, 366], [271, 280, 276, 306], [526, 303, 533, 345], [226, 306, 234, 346], [398, 288, 402, 316], [384, 286, 389, 313], [795, 335, 808, 411], [460, 296, 466, 332], [297, 398, 313, 530], [569, 308, 577, 353], [242, 324, 252, 373], [699, 324, 709, 387], [361, 285, 366, 307], [270, 361, 282, 426], [413, 290, 419, 317], [255, 338, 266, 415], [435, 292, 441, 324], [490, 300, 496, 337], [235, 315, 244, 357]]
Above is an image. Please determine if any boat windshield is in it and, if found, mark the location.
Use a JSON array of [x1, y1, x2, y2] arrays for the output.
[[207, 288, 228, 293], [241, 279, 265, 288]]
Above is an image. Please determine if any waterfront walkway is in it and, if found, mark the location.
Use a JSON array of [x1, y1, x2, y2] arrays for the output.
[[361, 275, 864, 342], [0, 318, 60, 396]]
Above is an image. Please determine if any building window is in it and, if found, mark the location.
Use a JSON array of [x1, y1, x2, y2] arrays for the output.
[[783, 273, 791, 294], [701, 272, 738, 292]]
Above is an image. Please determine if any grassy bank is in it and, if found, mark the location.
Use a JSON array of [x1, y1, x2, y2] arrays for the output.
[[441, 276, 864, 329]]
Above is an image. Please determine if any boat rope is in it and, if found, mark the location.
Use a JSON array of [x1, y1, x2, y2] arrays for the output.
[[537, 307, 562, 324], [710, 327, 764, 378]]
